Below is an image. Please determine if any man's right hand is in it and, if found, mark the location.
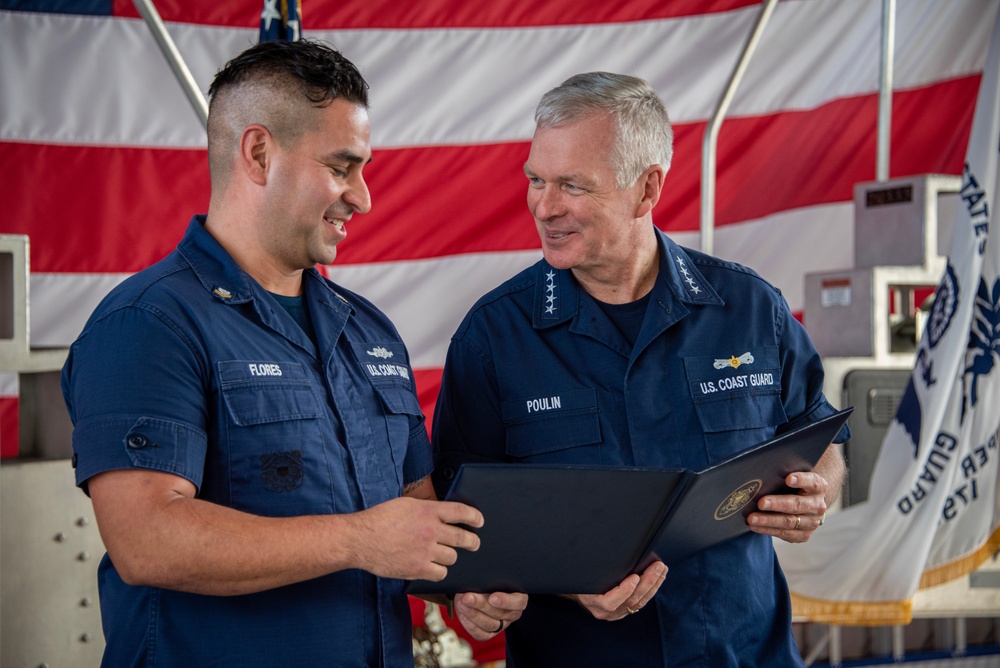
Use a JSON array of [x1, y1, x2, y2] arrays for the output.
[[566, 560, 667, 621], [348, 497, 483, 581]]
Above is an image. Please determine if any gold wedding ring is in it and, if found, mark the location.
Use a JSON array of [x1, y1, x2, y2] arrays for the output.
[[794, 515, 801, 530]]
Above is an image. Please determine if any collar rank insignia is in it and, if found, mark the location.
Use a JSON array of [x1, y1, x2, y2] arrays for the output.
[[213, 287, 232, 299], [544, 269, 558, 315], [714, 351, 754, 370], [674, 255, 702, 296]]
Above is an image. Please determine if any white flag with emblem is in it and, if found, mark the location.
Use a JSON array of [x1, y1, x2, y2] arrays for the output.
[[774, 9, 1000, 625]]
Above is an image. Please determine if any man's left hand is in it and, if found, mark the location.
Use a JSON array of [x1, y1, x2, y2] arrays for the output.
[[747, 471, 829, 543], [454, 591, 528, 641]]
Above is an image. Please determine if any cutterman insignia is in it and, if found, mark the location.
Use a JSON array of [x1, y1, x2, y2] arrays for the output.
[[715, 479, 762, 520], [714, 352, 754, 370], [366, 346, 394, 359]]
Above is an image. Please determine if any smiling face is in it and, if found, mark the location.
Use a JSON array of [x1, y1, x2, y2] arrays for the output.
[[524, 113, 650, 282], [258, 98, 372, 272]]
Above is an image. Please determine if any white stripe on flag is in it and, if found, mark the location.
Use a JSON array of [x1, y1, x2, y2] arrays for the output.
[[2, 0, 994, 150]]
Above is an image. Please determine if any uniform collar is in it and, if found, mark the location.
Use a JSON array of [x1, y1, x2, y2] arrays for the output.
[[532, 226, 723, 329], [177, 214, 352, 312], [177, 215, 256, 304]]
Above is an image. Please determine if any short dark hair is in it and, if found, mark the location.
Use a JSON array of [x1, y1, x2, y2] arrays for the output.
[[208, 39, 369, 108], [206, 40, 369, 189]]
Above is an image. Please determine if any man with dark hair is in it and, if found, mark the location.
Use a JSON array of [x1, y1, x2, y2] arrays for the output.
[[432, 71, 849, 666], [62, 39, 523, 667]]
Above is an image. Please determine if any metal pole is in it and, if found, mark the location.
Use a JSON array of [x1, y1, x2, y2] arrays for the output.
[[954, 617, 967, 657], [802, 627, 830, 666], [829, 624, 842, 668], [700, 0, 779, 256], [132, 0, 209, 129], [892, 624, 905, 662], [876, 0, 896, 182]]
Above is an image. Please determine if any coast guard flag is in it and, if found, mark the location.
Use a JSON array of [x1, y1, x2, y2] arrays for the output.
[[775, 8, 1000, 626]]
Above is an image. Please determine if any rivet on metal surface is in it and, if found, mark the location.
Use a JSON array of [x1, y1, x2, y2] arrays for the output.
[[54, 532, 67, 542], [77, 551, 90, 561]]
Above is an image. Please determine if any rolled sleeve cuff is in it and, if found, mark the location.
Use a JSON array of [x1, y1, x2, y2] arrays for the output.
[[72, 415, 208, 492]]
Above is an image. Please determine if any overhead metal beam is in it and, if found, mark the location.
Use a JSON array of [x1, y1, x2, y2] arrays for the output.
[[877, 0, 896, 182], [700, 0, 779, 256], [132, 0, 209, 129]]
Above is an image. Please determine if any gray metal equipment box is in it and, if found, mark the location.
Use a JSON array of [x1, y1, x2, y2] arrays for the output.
[[840, 368, 910, 506], [853, 174, 959, 269], [804, 175, 960, 359]]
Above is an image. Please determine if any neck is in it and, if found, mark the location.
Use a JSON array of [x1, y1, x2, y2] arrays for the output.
[[204, 204, 305, 297], [573, 227, 659, 304]]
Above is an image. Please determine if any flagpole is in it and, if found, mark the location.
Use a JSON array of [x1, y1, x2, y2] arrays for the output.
[[132, 0, 209, 129], [700, 0, 779, 256], [876, 0, 896, 182]]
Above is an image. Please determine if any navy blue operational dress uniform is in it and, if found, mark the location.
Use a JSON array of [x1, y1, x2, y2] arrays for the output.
[[63, 216, 430, 666], [433, 228, 850, 667]]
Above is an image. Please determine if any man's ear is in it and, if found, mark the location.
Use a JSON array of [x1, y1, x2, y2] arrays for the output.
[[240, 124, 271, 186], [634, 164, 665, 219]]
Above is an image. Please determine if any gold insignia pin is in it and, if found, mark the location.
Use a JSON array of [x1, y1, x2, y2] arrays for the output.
[[213, 287, 232, 299], [713, 351, 755, 370]]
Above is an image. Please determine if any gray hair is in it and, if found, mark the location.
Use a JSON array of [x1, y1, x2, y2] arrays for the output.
[[534, 72, 673, 189]]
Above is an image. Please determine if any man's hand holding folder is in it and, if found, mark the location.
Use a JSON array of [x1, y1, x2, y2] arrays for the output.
[[409, 409, 852, 598], [565, 561, 668, 621], [747, 434, 847, 543]]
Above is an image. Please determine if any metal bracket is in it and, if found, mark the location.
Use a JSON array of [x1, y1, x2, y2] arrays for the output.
[[0, 235, 68, 373]]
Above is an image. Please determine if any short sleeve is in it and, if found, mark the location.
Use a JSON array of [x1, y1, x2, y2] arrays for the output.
[[402, 411, 433, 486], [431, 334, 507, 497], [62, 305, 210, 492], [776, 301, 852, 443]]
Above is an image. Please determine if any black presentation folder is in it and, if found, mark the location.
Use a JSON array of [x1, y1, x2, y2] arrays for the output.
[[406, 407, 853, 595]]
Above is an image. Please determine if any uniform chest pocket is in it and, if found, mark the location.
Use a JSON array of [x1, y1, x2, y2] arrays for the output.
[[221, 376, 322, 426], [683, 347, 787, 458], [216, 361, 326, 516], [501, 389, 601, 459], [371, 383, 423, 443]]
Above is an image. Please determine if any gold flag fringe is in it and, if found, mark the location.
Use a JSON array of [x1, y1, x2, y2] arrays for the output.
[[919, 524, 1000, 590], [790, 592, 913, 627], [789, 525, 1000, 627]]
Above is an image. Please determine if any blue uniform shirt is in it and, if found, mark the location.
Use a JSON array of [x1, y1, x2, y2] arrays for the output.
[[432, 228, 849, 667], [62, 216, 432, 667]]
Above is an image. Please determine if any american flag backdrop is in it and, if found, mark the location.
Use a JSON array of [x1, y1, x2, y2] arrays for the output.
[[2, 0, 995, 459]]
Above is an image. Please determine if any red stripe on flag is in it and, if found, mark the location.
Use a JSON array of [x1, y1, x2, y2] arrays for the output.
[[111, 0, 759, 29], [0, 396, 19, 459], [3, 77, 977, 273], [413, 367, 444, 436], [2, 144, 209, 274]]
